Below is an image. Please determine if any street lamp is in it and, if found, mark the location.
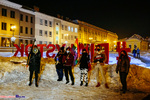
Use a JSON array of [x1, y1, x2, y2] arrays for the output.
[[11, 25, 16, 53]]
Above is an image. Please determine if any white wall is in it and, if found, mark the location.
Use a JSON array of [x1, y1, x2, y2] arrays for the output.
[[61, 20, 78, 47], [35, 12, 54, 45]]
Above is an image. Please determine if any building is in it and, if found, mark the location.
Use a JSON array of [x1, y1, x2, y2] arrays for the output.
[[35, 11, 53, 45], [73, 20, 118, 51], [0, 0, 35, 51], [107, 31, 118, 51], [119, 34, 149, 51], [53, 17, 78, 47]]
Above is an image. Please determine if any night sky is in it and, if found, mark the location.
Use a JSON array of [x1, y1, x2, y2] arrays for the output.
[[9, 0, 150, 39]]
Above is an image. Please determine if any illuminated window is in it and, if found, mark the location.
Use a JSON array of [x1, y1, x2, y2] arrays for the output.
[[71, 27, 73, 32], [68, 26, 70, 31], [75, 28, 78, 33]]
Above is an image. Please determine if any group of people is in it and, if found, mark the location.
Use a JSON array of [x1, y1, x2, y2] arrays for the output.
[[26, 45, 130, 94], [132, 48, 140, 58]]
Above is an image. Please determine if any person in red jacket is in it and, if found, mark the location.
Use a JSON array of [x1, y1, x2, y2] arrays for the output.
[[62, 47, 74, 85]]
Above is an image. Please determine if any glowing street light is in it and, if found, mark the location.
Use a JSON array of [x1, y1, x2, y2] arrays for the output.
[[11, 25, 16, 53], [89, 37, 93, 40]]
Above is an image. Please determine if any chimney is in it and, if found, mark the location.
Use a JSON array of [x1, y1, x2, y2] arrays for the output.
[[34, 6, 39, 12]]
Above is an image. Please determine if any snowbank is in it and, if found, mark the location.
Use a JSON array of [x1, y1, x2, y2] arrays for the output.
[[0, 56, 150, 100]]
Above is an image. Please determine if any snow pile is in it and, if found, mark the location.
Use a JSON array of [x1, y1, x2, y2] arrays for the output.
[[0, 58, 150, 99]]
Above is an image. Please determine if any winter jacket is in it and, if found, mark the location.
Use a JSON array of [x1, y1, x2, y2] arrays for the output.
[[55, 51, 65, 64], [55, 51, 65, 69], [62, 52, 74, 66], [137, 49, 140, 54], [93, 51, 106, 64], [27, 49, 41, 73], [116, 57, 130, 73], [79, 53, 90, 69]]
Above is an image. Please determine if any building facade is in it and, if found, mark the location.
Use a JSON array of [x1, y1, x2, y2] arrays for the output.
[[73, 20, 118, 51], [53, 18, 78, 47], [119, 34, 149, 51], [0, 0, 35, 51], [35, 12, 53, 45]]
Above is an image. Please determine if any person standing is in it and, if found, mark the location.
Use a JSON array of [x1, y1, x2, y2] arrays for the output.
[[79, 49, 90, 86], [26, 45, 41, 87], [62, 47, 74, 85], [55, 47, 65, 81], [137, 48, 140, 58], [93, 45, 109, 88], [132, 48, 137, 57], [116, 50, 130, 93]]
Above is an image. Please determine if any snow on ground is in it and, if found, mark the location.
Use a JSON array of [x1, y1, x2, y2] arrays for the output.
[[0, 51, 150, 99], [109, 51, 149, 68], [0, 62, 149, 100]]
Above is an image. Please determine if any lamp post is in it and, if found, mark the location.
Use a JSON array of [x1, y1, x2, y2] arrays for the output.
[[11, 25, 16, 53]]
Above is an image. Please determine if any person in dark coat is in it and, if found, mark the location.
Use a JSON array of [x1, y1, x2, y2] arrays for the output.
[[132, 49, 137, 57], [26, 45, 41, 87], [116, 50, 130, 93], [62, 47, 74, 85], [79, 49, 90, 86], [54, 47, 65, 81]]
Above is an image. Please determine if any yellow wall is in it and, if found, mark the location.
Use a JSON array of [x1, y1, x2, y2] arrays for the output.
[[126, 38, 148, 51]]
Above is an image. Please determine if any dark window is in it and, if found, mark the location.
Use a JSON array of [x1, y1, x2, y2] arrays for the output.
[[2, 8, 7, 16], [10, 11, 15, 18], [20, 26, 23, 33], [45, 31, 47, 37], [49, 32, 52, 37], [30, 28, 33, 35], [2, 22, 7, 30], [26, 16, 28, 22], [31, 17, 33, 23], [25, 40, 28, 46], [45, 20, 47, 26], [39, 30, 42, 36], [20, 14, 23, 21], [49, 21, 52, 27], [49, 42, 52, 44], [129, 45, 131, 48], [39, 41, 42, 44], [25, 27, 28, 34]]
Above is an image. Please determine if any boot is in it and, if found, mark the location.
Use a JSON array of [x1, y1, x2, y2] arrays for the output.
[[66, 81, 69, 84], [96, 82, 100, 87], [71, 81, 74, 85], [85, 83, 88, 87], [35, 83, 38, 87], [80, 81, 83, 86], [29, 82, 32, 86], [105, 83, 109, 89]]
